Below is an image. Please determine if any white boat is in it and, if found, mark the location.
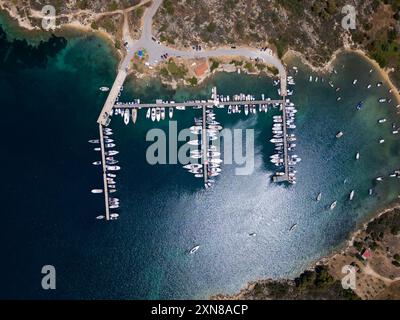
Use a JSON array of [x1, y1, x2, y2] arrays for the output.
[[107, 150, 119, 156], [379, 139, 385, 144], [349, 190, 355, 201], [96, 215, 105, 220], [244, 105, 249, 115], [132, 109, 137, 124], [110, 213, 119, 219], [188, 140, 201, 146], [376, 176, 384, 181], [378, 118, 387, 124], [316, 192, 322, 202], [336, 131, 344, 138], [146, 108, 151, 119], [151, 108, 156, 121], [289, 223, 297, 232], [156, 108, 161, 122], [88, 139, 99, 144], [91, 189, 103, 194], [169, 107, 173, 119], [92, 161, 101, 166], [107, 165, 121, 171], [330, 201, 337, 210], [353, 79, 358, 85], [124, 109, 130, 125], [161, 108, 166, 120], [356, 152, 360, 160], [189, 245, 200, 254], [99, 87, 109, 92]]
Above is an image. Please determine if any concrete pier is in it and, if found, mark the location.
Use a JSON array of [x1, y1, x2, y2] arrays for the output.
[[98, 124, 110, 221]]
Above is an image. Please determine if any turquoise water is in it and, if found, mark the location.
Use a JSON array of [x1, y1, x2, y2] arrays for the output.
[[1, 21, 399, 299]]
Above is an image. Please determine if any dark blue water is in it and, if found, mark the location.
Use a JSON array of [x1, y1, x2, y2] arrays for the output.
[[1, 21, 399, 299]]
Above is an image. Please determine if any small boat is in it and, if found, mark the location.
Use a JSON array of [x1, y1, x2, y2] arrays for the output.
[[366, 84, 372, 89], [336, 97, 342, 101], [169, 107, 173, 119], [132, 109, 137, 124], [356, 152, 360, 160], [91, 189, 103, 194], [99, 87, 109, 92], [107, 165, 121, 171], [188, 140, 201, 146], [349, 190, 355, 201], [88, 139, 99, 144], [336, 131, 344, 138], [353, 79, 358, 85], [248, 233, 257, 237], [92, 161, 101, 166], [189, 245, 200, 254], [96, 215, 105, 220], [369, 188, 373, 196], [107, 150, 119, 156], [376, 176, 384, 181], [124, 109, 130, 125], [146, 108, 151, 119], [161, 108, 166, 120], [110, 213, 119, 219], [378, 118, 387, 124], [379, 139, 385, 144], [330, 201, 337, 210], [156, 108, 161, 122], [289, 224, 297, 232], [356, 101, 363, 110], [316, 192, 322, 202], [151, 108, 156, 122], [379, 98, 386, 103]]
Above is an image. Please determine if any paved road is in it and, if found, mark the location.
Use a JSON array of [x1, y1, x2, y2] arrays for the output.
[[98, 0, 287, 125]]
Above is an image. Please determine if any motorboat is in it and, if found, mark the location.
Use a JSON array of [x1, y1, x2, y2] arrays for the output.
[[99, 87, 109, 92], [146, 108, 151, 119], [316, 192, 322, 202], [156, 108, 161, 122], [330, 201, 337, 210], [88, 139, 99, 144], [151, 108, 156, 122], [91, 189, 103, 194], [124, 109, 130, 125], [107, 165, 121, 171], [107, 150, 119, 156], [356, 152, 360, 160], [378, 118, 387, 124], [132, 109, 137, 124], [189, 245, 200, 254], [96, 215, 105, 220], [169, 107, 173, 119], [161, 107, 166, 120], [188, 140, 201, 146], [336, 131, 344, 138], [349, 190, 355, 201], [92, 161, 101, 166], [379, 139, 385, 144]]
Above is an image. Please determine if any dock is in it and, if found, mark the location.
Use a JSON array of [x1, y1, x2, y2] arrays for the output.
[[202, 105, 209, 187], [98, 124, 110, 221]]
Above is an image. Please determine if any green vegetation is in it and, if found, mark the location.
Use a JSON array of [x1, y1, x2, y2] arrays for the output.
[[187, 76, 198, 86], [210, 60, 220, 72], [244, 62, 255, 72], [267, 66, 279, 75], [206, 22, 216, 33], [163, 0, 174, 15], [114, 40, 121, 49], [107, 1, 119, 11], [230, 60, 243, 66], [167, 60, 187, 79]]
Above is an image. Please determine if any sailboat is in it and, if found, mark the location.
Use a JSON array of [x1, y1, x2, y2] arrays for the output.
[[356, 152, 360, 160], [132, 108, 137, 124], [349, 190, 355, 201], [169, 107, 173, 119], [124, 109, 130, 125], [316, 192, 322, 202], [330, 201, 337, 210]]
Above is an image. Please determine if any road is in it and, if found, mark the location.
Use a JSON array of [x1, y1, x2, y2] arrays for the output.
[[98, 0, 287, 125]]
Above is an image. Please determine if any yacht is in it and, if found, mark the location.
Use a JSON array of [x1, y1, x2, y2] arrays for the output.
[[189, 245, 200, 254], [379, 139, 385, 144], [124, 109, 130, 125], [151, 108, 156, 121], [92, 161, 101, 166], [88, 139, 99, 144], [99, 87, 109, 92], [356, 152, 360, 160], [161, 108, 166, 120], [156, 108, 161, 122], [96, 215, 105, 220], [349, 190, 355, 201], [316, 192, 322, 202], [91, 189, 103, 194], [132, 109, 137, 124], [378, 118, 387, 124], [336, 131, 344, 138], [353, 79, 358, 85], [146, 108, 151, 119], [330, 201, 337, 210], [169, 107, 173, 119]]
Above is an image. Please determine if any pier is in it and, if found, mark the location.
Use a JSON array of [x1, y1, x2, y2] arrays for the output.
[[98, 124, 111, 221], [202, 105, 209, 187]]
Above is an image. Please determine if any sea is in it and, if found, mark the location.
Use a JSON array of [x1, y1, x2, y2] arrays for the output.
[[1, 15, 399, 299]]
